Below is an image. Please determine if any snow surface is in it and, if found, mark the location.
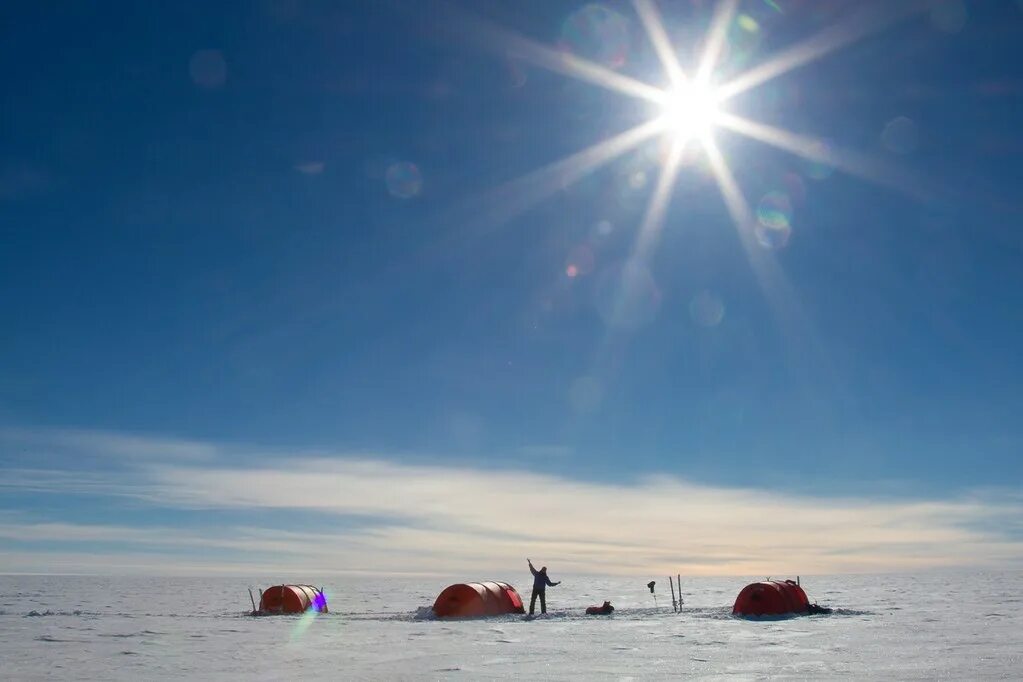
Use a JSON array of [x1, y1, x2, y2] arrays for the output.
[[1, 572, 1019, 680]]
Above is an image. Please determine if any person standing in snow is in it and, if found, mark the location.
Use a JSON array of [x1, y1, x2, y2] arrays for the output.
[[527, 558, 560, 615]]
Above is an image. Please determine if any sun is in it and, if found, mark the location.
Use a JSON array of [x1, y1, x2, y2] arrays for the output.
[[457, 0, 913, 268], [656, 80, 722, 143]]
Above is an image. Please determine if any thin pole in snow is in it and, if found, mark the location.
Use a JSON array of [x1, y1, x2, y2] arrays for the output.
[[248, 588, 257, 613], [669, 576, 677, 613], [677, 574, 683, 607]]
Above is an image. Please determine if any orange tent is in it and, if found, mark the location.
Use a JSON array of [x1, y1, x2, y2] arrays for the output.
[[732, 580, 809, 617], [432, 581, 525, 618], [259, 585, 328, 614]]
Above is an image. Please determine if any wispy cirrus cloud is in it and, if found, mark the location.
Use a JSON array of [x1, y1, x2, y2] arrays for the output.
[[0, 426, 216, 462], [1, 427, 1021, 575]]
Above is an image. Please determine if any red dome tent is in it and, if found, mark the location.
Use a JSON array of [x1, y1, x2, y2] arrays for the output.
[[432, 581, 525, 618], [259, 585, 328, 614], [732, 580, 810, 617]]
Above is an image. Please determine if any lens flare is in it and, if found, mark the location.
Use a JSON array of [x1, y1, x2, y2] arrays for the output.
[[595, 219, 614, 236], [755, 191, 793, 249], [566, 244, 596, 277], [882, 116, 919, 155], [385, 161, 423, 198], [689, 290, 726, 327], [560, 4, 631, 69], [288, 589, 329, 643], [289, 605, 321, 643]]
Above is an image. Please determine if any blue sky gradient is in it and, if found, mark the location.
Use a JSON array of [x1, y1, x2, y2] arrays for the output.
[[2, 0, 1022, 574]]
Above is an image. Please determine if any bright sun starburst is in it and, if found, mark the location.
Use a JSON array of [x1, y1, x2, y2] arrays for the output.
[[656, 79, 722, 144], [452, 0, 925, 311], [456, 0, 924, 225]]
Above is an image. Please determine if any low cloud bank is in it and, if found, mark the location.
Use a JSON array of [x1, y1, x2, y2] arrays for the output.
[[1, 428, 1020, 575]]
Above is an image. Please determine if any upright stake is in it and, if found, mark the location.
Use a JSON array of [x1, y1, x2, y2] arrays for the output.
[[669, 576, 677, 613], [677, 574, 683, 607], [248, 588, 257, 613]]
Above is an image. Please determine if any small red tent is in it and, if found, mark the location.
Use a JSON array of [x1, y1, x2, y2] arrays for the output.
[[732, 580, 809, 617], [432, 581, 525, 618], [259, 585, 328, 614]]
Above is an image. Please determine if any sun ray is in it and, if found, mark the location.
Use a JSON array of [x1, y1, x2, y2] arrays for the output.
[[582, 139, 684, 398], [696, 0, 740, 85], [716, 112, 925, 198], [703, 137, 843, 416], [454, 10, 664, 103], [703, 134, 802, 324], [715, 0, 929, 101], [702, 137, 756, 245], [632, 0, 686, 88], [464, 119, 664, 233], [632, 139, 686, 261]]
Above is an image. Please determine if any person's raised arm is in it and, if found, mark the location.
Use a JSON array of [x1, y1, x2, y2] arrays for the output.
[[528, 558, 537, 576]]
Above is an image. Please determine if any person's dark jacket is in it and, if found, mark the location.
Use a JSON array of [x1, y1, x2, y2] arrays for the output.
[[530, 564, 555, 592]]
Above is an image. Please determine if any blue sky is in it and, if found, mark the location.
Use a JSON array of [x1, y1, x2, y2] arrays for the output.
[[2, 0, 1022, 575]]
